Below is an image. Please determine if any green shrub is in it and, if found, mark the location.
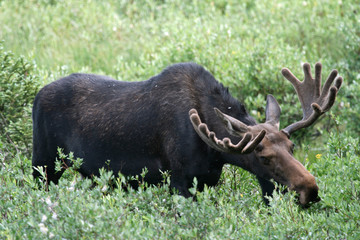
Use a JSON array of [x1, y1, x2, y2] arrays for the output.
[[0, 44, 40, 156], [1, 126, 360, 239]]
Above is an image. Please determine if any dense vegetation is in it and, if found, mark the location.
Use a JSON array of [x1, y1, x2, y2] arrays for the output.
[[1, 0, 359, 239]]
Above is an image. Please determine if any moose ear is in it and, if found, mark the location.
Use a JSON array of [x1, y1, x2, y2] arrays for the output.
[[214, 108, 250, 136], [265, 95, 281, 129]]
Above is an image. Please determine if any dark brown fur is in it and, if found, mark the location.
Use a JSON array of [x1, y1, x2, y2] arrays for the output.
[[32, 62, 313, 203]]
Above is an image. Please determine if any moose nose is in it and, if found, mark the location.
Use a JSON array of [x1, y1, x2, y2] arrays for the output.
[[309, 187, 321, 203], [298, 185, 320, 206], [291, 172, 321, 206]]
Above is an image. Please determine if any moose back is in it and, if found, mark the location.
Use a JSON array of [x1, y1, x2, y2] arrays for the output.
[[32, 62, 342, 205]]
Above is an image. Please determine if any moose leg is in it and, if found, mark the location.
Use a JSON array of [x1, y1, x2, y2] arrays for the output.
[[32, 142, 64, 186], [170, 172, 192, 198], [33, 156, 64, 185], [256, 176, 275, 205]]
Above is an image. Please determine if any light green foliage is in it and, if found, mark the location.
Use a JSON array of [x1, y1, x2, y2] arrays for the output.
[[0, 43, 40, 155], [1, 130, 360, 238], [0, 0, 359, 238]]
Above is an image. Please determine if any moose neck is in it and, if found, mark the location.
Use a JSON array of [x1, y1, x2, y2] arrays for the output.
[[221, 152, 266, 176]]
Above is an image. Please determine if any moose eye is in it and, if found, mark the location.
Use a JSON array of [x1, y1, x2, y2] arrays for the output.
[[255, 144, 264, 152], [260, 157, 271, 165]]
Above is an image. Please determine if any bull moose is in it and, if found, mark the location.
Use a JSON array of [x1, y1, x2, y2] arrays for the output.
[[32, 62, 342, 206]]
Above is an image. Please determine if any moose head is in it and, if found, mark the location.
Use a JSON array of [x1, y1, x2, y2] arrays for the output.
[[189, 62, 342, 206]]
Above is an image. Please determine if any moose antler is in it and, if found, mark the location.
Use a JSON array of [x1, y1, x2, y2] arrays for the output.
[[281, 62, 343, 136], [189, 109, 265, 154]]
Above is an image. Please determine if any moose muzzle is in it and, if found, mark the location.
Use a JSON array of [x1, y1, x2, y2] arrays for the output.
[[291, 173, 321, 206]]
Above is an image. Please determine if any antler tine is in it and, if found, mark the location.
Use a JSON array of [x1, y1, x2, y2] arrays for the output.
[[281, 62, 343, 136], [189, 109, 264, 154], [242, 130, 266, 153]]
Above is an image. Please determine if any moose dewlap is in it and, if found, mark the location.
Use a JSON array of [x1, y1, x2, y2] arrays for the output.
[[32, 62, 342, 206]]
